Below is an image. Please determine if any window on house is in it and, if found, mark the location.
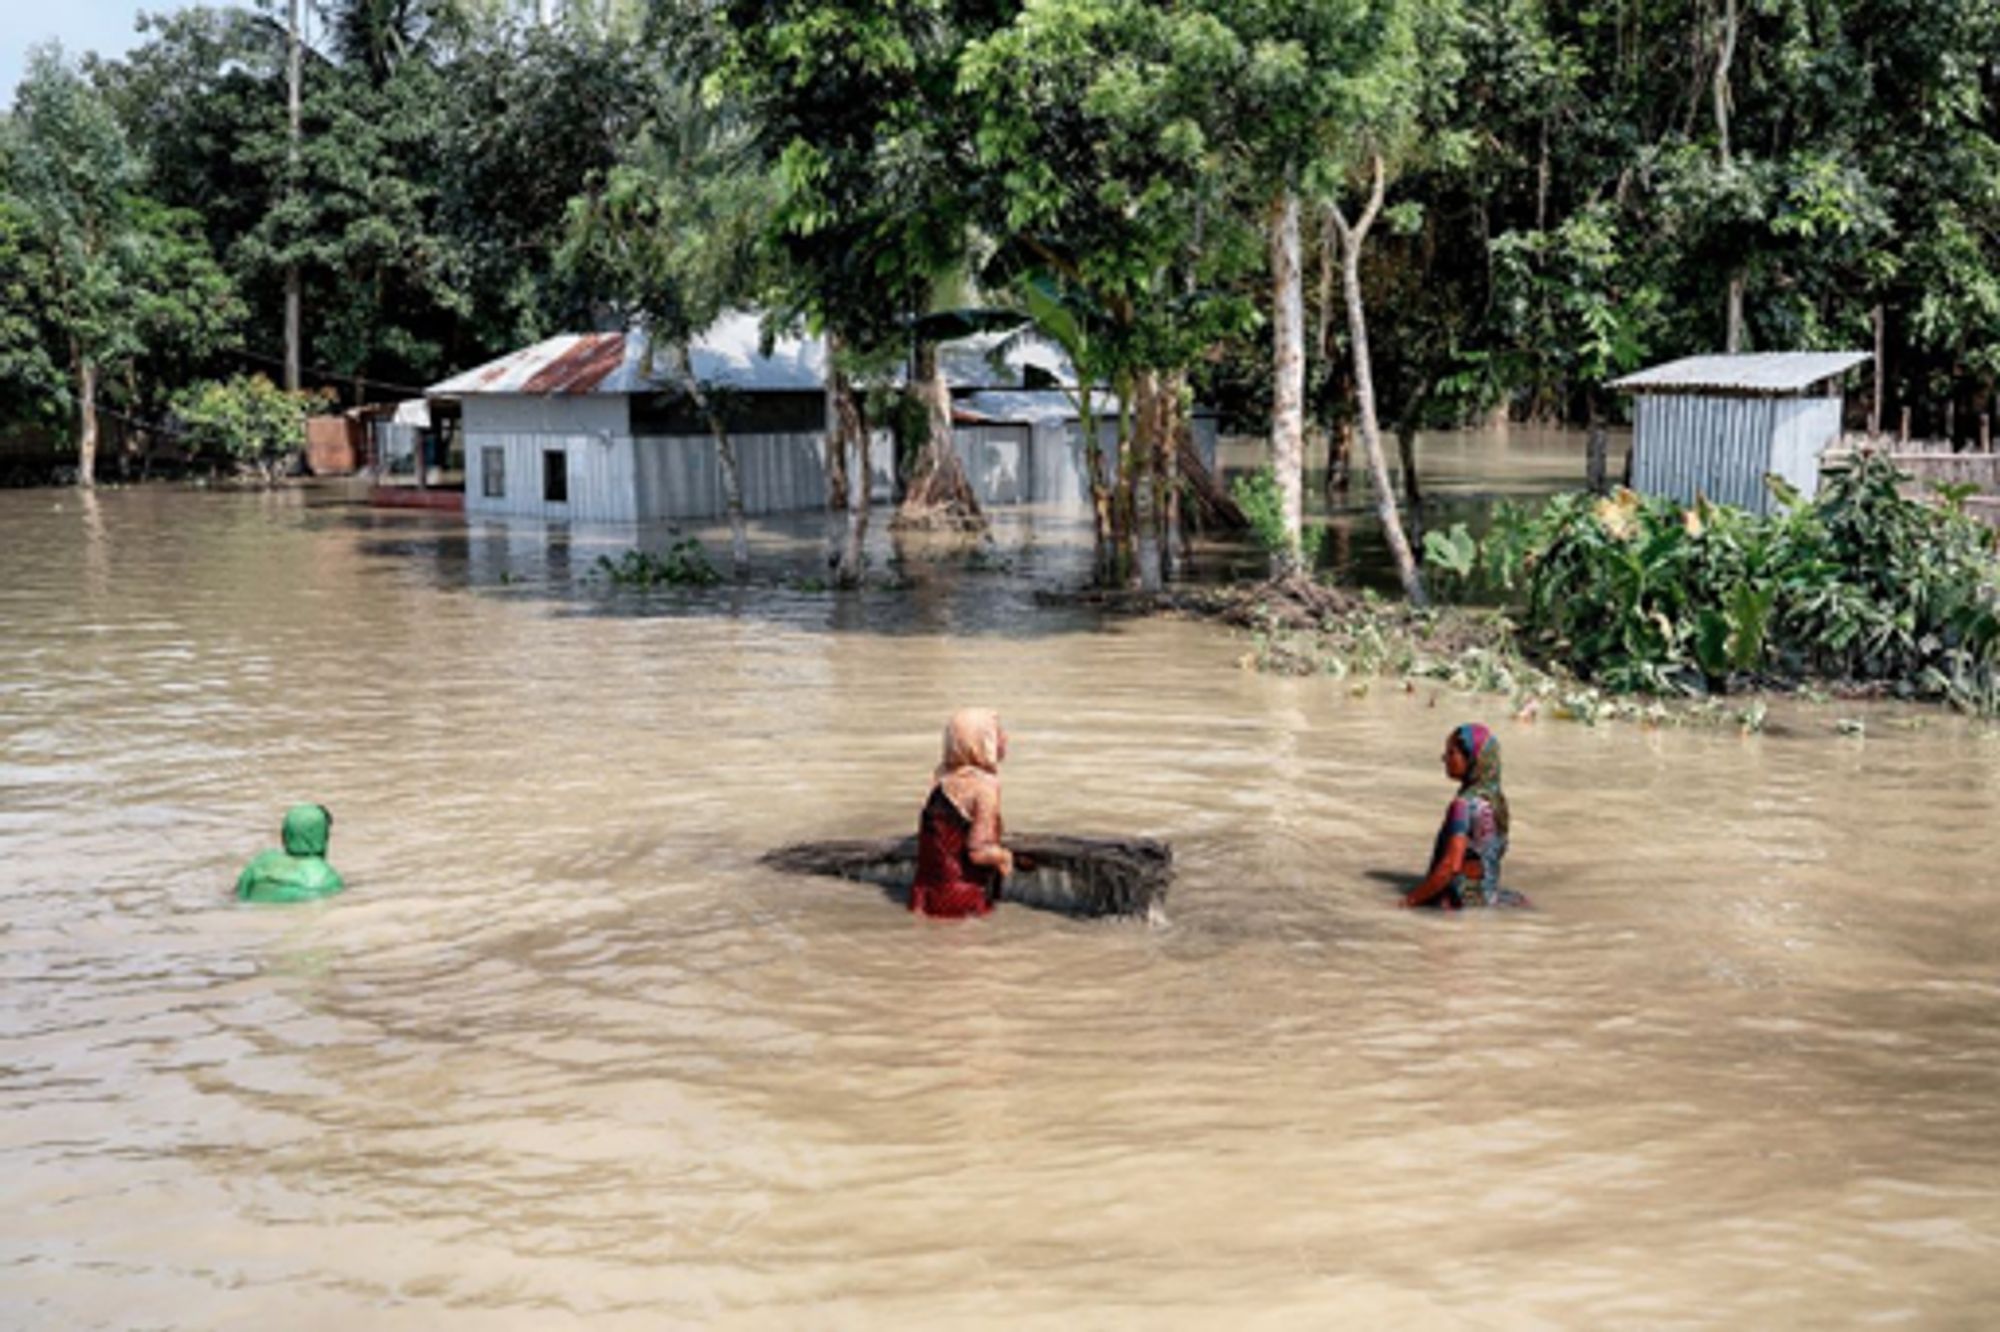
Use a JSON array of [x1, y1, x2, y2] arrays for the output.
[[482, 447, 505, 498], [543, 448, 568, 504]]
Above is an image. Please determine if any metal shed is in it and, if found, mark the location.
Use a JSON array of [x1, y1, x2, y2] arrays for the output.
[[1610, 351, 1869, 513]]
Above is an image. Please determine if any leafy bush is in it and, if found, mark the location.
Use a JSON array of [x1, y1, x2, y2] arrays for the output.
[[1421, 522, 1477, 597], [1230, 466, 1325, 569], [595, 539, 721, 587], [1470, 452, 2000, 710], [172, 375, 330, 480]]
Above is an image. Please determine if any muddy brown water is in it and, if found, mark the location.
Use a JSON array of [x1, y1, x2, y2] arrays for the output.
[[3, 448, 1999, 1327]]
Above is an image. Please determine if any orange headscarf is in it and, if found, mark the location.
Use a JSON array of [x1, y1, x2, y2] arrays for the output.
[[933, 707, 1004, 822]]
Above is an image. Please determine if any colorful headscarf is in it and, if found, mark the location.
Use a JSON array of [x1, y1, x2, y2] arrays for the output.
[[934, 708, 1004, 821], [1452, 723, 1509, 838]]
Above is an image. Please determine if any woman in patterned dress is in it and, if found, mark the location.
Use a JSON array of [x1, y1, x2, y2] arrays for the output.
[[1402, 724, 1531, 910]]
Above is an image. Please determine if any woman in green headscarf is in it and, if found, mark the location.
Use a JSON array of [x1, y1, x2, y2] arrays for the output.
[[236, 804, 346, 903], [1402, 725, 1530, 909]]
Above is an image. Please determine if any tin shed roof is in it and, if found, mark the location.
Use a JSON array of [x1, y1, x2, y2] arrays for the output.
[[428, 312, 827, 397], [1610, 352, 1870, 396], [937, 332, 1078, 389]]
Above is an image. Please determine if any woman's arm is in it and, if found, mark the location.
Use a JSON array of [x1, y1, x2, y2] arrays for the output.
[[1402, 801, 1468, 908], [965, 782, 1015, 877]]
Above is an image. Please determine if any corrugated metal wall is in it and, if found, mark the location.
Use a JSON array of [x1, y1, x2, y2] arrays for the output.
[[463, 423, 898, 525], [952, 418, 1145, 511], [1631, 393, 1841, 514], [465, 433, 639, 523], [631, 431, 831, 519], [1768, 397, 1840, 499], [956, 425, 1032, 505]]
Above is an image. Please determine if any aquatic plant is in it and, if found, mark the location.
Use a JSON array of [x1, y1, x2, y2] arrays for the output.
[[1462, 452, 2000, 713], [594, 539, 722, 588]]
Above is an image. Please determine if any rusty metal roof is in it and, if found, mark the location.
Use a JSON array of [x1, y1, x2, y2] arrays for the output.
[[429, 313, 829, 397], [1610, 352, 1870, 396]]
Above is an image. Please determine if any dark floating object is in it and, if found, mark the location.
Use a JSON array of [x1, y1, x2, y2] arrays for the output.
[[763, 834, 1172, 921]]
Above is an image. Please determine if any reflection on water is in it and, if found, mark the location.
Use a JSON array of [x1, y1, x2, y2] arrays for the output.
[[1215, 423, 1634, 588], [2, 445, 1998, 1327]]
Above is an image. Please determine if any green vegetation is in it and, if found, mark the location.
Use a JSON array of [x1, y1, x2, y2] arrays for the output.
[[1233, 467, 1326, 569], [171, 374, 331, 480], [594, 541, 724, 589], [1411, 452, 2000, 714]]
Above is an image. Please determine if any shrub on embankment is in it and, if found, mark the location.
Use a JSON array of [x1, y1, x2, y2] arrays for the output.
[[1427, 450, 2000, 714]]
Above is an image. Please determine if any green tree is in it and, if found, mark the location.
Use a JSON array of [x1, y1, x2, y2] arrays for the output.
[[963, 0, 1255, 587], [2, 45, 236, 485], [722, 0, 1005, 546], [234, 55, 467, 400], [561, 78, 779, 578], [173, 372, 330, 478]]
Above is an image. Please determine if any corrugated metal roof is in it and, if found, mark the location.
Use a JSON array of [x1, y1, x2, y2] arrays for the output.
[[1610, 352, 1870, 395], [429, 312, 828, 397], [938, 332, 1077, 389], [959, 389, 1090, 425]]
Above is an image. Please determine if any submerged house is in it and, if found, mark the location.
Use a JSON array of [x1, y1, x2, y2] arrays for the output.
[[430, 313, 872, 524], [940, 333, 1221, 511], [1610, 352, 1870, 514], [431, 311, 1217, 524]]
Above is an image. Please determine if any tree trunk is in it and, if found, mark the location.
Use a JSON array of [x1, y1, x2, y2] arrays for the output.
[[834, 369, 869, 587], [1113, 384, 1136, 585], [1078, 387, 1116, 584], [823, 335, 850, 566], [1330, 159, 1426, 607], [1713, 0, 1738, 165], [1323, 419, 1353, 501], [673, 344, 749, 579], [285, 0, 303, 393], [1535, 114, 1551, 231], [1174, 423, 1247, 534], [76, 352, 98, 489], [1585, 396, 1610, 494], [894, 341, 985, 531], [1396, 421, 1422, 506], [1395, 389, 1426, 505], [1315, 208, 1338, 362], [1133, 370, 1163, 592], [1161, 370, 1185, 581], [1716, 0, 1743, 358], [1870, 304, 1885, 435], [709, 414, 750, 577], [1268, 187, 1307, 575]]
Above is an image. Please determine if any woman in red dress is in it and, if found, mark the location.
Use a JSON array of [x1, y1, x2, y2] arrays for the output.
[[910, 708, 1016, 918]]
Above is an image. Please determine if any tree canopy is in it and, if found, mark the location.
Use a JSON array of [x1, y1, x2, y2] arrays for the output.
[[0, 0, 1990, 528]]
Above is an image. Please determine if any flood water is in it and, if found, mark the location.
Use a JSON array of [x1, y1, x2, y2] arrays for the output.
[[4, 441, 1999, 1327]]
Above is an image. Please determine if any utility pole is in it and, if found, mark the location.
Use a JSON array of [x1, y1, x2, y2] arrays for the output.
[[284, 0, 302, 393]]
